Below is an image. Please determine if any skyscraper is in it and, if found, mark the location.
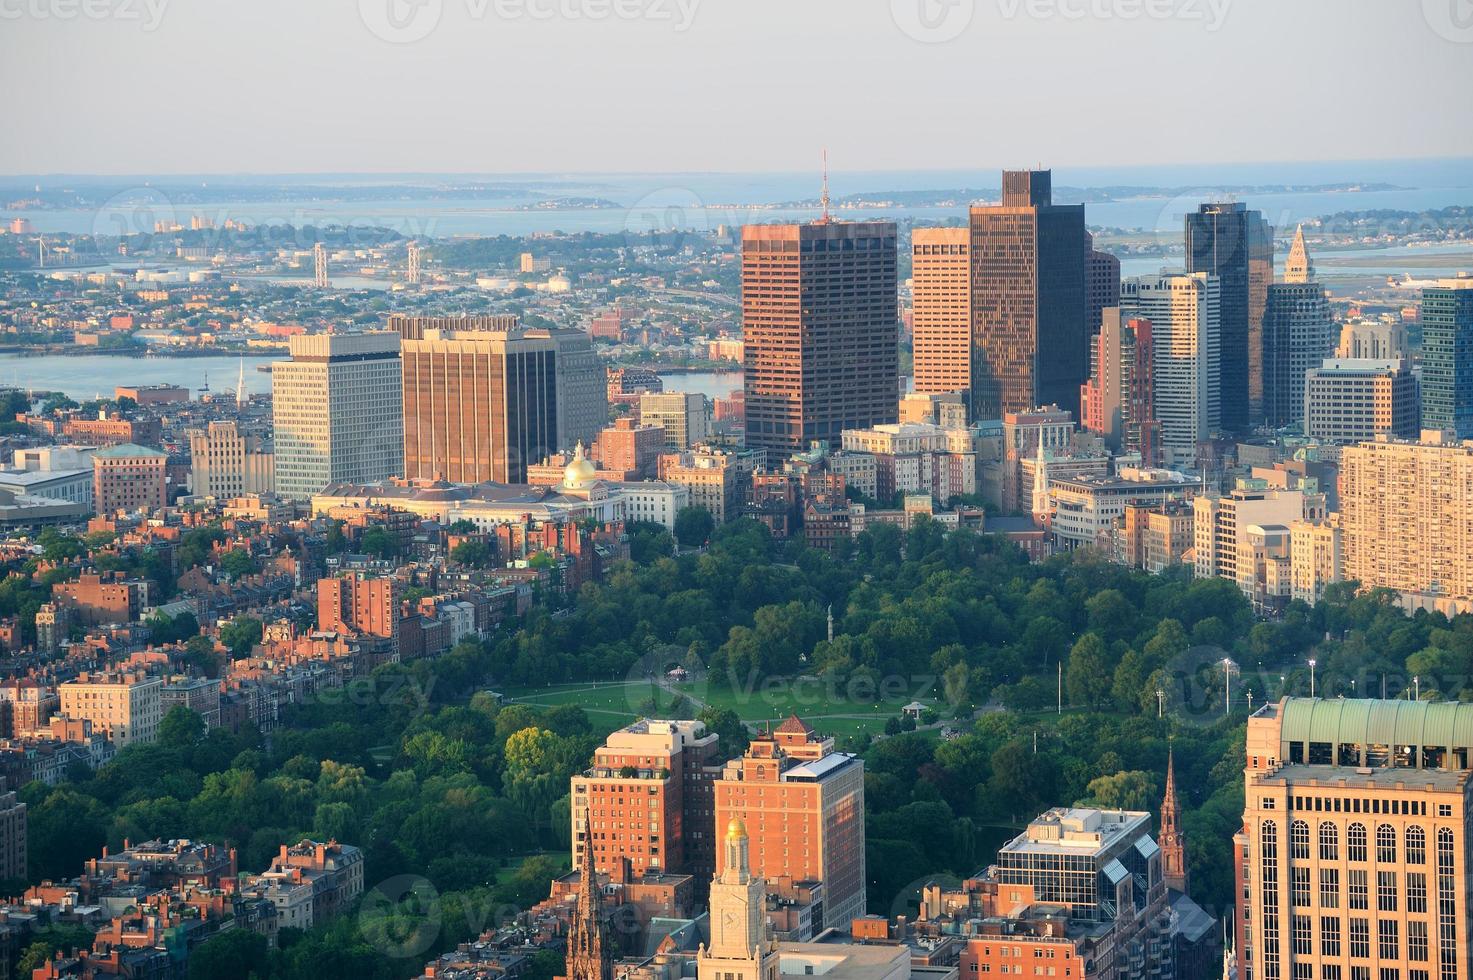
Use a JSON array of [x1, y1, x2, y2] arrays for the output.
[[271, 332, 403, 500], [910, 226, 972, 400], [742, 220, 898, 454], [1121, 273, 1220, 467], [969, 170, 1089, 419], [1263, 227, 1334, 429], [1080, 308, 1159, 463], [1248, 214, 1275, 421], [1186, 202, 1260, 432], [1420, 277, 1473, 440], [1237, 696, 1473, 980], [714, 715, 866, 930], [401, 326, 606, 485], [1085, 231, 1122, 347]]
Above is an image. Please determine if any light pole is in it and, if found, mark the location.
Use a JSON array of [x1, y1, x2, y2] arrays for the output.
[[1309, 658, 1317, 699], [1156, 688, 1165, 719], [1222, 658, 1237, 717], [1413, 675, 1420, 700]]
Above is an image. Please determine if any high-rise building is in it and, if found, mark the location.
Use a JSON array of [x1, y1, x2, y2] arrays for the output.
[[1263, 227, 1335, 429], [1237, 697, 1473, 980], [92, 443, 168, 515], [697, 818, 780, 980], [401, 328, 557, 485], [1121, 273, 1220, 467], [1303, 358, 1420, 444], [1085, 233, 1122, 355], [0, 778, 25, 882], [1186, 202, 1259, 432], [386, 313, 521, 342], [318, 572, 399, 643], [1419, 277, 1473, 440], [313, 242, 328, 288], [742, 220, 897, 454], [272, 332, 403, 500], [1194, 478, 1324, 614], [1340, 430, 1473, 613], [594, 418, 666, 478], [910, 226, 972, 400], [713, 716, 866, 930], [1289, 518, 1342, 606], [1248, 214, 1275, 421], [58, 670, 163, 750], [969, 170, 1089, 420], [571, 719, 721, 883], [1337, 319, 1409, 360], [188, 420, 274, 498], [639, 391, 710, 449], [1081, 308, 1160, 463]]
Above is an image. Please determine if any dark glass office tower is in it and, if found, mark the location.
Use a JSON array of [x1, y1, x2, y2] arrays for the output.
[[969, 170, 1088, 420], [1247, 214, 1275, 422], [1421, 279, 1473, 439], [1185, 202, 1257, 433]]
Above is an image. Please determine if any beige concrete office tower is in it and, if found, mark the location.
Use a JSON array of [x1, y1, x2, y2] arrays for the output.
[[188, 420, 274, 498], [272, 333, 403, 500], [1121, 273, 1220, 467], [1264, 229, 1334, 429], [639, 391, 710, 449], [401, 328, 559, 485], [552, 328, 610, 449], [1337, 320, 1409, 361], [1303, 359, 1420, 445], [742, 220, 899, 455], [1289, 518, 1342, 606], [1237, 697, 1473, 980], [910, 226, 972, 400], [1339, 430, 1473, 614], [386, 313, 520, 341]]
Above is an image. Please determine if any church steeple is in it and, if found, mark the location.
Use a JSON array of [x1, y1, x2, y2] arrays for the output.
[[1285, 224, 1314, 283], [1160, 749, 1189, 893], [567, 809, 614, 980]]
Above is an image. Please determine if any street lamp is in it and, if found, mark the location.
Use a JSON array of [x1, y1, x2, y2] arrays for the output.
[[1309, 658, 1317, 699], [1222, 658, 1237, 717], [1156, 688, 1165, 719]]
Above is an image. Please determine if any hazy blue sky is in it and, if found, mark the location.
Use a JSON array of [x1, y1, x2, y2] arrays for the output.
[[2, 0, 1471, 174]]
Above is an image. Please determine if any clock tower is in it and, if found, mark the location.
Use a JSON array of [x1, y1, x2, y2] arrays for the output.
[[699, 819, 778, 980]]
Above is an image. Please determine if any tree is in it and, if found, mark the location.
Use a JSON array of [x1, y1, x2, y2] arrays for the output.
[[1065, 633, 1113, 709], [218, 616, 263, 659], [187, 928, 269, 980], [452, 540, 493, 568], [1080, 770, 1156, 811], [673, 506, 715, 548], [159, 705, 206, 748], [697, 706, 749, 760], [219, 547, 259, 579], [360, 526, 399, 559]]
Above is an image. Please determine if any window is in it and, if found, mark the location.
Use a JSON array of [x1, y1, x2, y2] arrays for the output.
[[1378, 871, 1398, 912], [1406, 826, 1425, 865], [1349, 917, 1369, 959], [1319, 822, 1339, 861], [1377, 824, 1396, 863], [1408, 920, 1428, 962], [1349, 870, 1368, 910], [1292, 821, 1311, 860], [1320, 868, 1340, 908], [1348, 823, 1367, 862], [1292, 867, 1310, 907], [1321, 916, 1341, 957], [1407, 872, 1427, 913], [1378, 920, 1399, 960]]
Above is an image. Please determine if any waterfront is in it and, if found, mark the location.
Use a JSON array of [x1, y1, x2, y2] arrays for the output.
[[0, 352, 278, 400]]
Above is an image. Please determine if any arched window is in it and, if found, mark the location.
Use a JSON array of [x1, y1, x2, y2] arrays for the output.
[[1319, 822, 1339, 861], [1291, 820, 1310, 860], [1376, 824, 1396, 863], [1405, 825, 1426, 865], [1348, 823, 1367, 862]]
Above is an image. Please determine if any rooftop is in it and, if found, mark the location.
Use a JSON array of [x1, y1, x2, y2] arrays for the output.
[[1270, 696, 1473, 754], [1254, 763, 1469, 794], [999, 807, 1152, 858], [93, 443, 167, 460]]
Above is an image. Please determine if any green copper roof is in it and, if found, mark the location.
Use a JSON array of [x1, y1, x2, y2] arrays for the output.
[[1279, 697, 1473, 750]]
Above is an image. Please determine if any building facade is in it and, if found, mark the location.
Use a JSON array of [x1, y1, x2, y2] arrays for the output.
[[640, 391, 711, 449], [1121, 273, 1220, 467], [910, 226, 972, 400], [1237, 697, 1473, 980], [58, 670, 164, 749], [1186, 202, 1259, 432], [1303, 359, 1420, 444], [969, 169, 1089, 420], [273, 332, 404, 500], [742, 220, 898, 454], [92, 443, 168, 515], [1419, 278, 1473, 440], [189, 420, 275, 498], [1264, 229, 1335, 429]]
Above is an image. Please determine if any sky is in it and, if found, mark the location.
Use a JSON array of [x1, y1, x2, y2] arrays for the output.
[[2, 0, 1471, 175]]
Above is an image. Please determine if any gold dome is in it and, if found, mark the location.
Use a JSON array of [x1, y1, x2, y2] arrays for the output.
[[725, 818, 747, 842], [563, 441, 597, 489]]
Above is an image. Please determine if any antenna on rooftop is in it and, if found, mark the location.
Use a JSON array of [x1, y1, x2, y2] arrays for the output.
[[819, 148, 831, 223]]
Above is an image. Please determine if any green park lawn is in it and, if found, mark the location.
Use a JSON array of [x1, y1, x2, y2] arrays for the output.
[[497, 674, 948, 742]]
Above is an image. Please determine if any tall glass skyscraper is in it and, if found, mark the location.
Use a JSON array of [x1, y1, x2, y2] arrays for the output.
[[1186, 202, 1262, 434], [1421, 278, 1473, 439]]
